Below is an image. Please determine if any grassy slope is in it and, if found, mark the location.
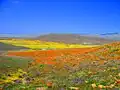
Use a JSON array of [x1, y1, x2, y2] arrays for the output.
[[33, 42, 120, 89], [53, 42, 120, 67], [0, 39, 98, 50], [0, 55, 33, 74], [0, 42, 29, 51], [1, 42, 120, 89]]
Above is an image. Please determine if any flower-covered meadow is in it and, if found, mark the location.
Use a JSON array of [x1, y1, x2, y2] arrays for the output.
[[0, 42, 120, 89]]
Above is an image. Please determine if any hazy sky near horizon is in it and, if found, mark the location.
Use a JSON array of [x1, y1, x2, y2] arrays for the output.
[[0, 0, 120, 35]]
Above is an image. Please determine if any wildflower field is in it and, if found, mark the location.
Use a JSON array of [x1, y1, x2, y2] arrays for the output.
[[0, 39, 97, 50], [0, 39, 120, 90]]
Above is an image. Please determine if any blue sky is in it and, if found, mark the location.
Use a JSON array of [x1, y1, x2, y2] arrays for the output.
[[0, 0, 120, 35]]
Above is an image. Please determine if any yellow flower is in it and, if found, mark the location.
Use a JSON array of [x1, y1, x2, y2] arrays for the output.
[[103, 70, 106, 72], [110, 75, 113, 77], [88, 71, 92, 74], [118, 73, 120, 77], [18, 69, 23, 72], [36, 87, 46, 90], [98, 85, 104, 89], [69, 87, 79, 90], [109, 84, 115, 88], [91, 83, 97, 88], [112, 67, 117, 70], [105, 86, 109, 88], [103, 86, 107, 88], [85, 81, 88, 83]]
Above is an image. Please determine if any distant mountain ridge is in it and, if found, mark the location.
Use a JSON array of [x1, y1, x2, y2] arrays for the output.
[[35, 33, 116, 45], [0, 33, 119, 44]]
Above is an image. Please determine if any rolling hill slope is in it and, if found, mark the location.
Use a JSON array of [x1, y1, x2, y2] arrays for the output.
[[53, 42, 120, 67], [35, 34, 115, 45], [0, 42, 29, 51]]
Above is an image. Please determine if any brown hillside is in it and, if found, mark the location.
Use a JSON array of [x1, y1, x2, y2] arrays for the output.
[[35, 34, 115, 45]]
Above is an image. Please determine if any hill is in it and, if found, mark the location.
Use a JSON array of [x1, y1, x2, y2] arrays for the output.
[[5, 42, 120, 89], [35, 34, 115, 45], [0, 42, 29, 51], [51, 42, 120, 89], [54, 42, 120, 67], [0, 39, 97, 50]]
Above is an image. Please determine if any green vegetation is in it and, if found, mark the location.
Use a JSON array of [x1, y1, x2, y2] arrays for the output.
[[0, 56, 33, 74], [0, 59, 120, 89], [0, 42, 120, 89]]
